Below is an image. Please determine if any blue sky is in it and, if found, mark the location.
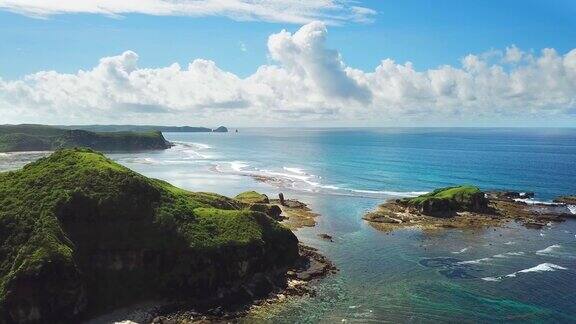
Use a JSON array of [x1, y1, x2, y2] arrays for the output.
[[2, 0, 575, 80], [0, 0, 575, 126]]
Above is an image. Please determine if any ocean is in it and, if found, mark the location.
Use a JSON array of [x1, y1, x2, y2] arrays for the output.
[[1, 128, 575, 322]]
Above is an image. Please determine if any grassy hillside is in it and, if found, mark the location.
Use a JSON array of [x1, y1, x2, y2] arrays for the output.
[[0, 149, 298, 322], [0, 124, 170, 152]]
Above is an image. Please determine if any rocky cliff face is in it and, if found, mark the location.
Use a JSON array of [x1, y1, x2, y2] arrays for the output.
[[0, 149, 298, 323]]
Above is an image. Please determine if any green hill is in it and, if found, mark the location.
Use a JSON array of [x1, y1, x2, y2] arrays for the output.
[[0, 124, 170, 152], [400, 185, 489, 216], [0, 149, 298, 323]]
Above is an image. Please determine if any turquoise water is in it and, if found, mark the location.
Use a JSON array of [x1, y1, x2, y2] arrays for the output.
[[1, 128, 575, 322]]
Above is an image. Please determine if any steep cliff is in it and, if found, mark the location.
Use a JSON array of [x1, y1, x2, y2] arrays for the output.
[[0, 149, 298, 323]]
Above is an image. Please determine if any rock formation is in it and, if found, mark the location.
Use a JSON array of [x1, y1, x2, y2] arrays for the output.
[[0, 149, 299, 323]]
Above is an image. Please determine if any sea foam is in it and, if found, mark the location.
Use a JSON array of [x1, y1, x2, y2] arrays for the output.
[[482, 263, 567, 281]]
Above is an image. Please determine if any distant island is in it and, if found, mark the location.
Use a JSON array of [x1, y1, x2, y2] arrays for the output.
[[364, 185, 575, 231], [0, 124, 173, 152], [60, 125, 229, 133]]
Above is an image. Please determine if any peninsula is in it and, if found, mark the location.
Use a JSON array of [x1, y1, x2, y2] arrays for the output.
[[60, 125, 228, 133], [0, 124, 171, 152]]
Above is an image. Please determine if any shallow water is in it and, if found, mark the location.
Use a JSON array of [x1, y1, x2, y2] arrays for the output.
[[1, 128, 575, 322]]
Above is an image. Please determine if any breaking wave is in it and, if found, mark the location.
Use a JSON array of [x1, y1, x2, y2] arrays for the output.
[[214, 161, 428, 198], [482, 263, 568, 281]]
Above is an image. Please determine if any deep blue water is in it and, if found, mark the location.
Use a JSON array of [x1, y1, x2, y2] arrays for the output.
[[1, 128, 575, 322]]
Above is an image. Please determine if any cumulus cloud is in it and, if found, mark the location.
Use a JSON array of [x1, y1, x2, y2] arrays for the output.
[[0, 0, 377, 25], [1, 21, 576, 125]]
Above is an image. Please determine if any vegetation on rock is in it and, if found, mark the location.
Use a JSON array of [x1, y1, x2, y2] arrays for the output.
[[399, 185, 488, 215], [0, 149, 298, 323], [0, 124, 170, 152], [235, 191, 270, 204]]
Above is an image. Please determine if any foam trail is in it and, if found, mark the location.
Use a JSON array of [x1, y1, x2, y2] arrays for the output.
[[283, 167, 306, 175], [230, 161, 249, 172], [214, 161, 430, 198], [568, 205, 576, 215], [506, 263, 567, 277], [452, 247, 469, 254], [513, 198, 559, 206], [482, 263, 567, 281], [349, 189, 428, 197], [458, 257, 492, 265], [536, 244, 561, 255]]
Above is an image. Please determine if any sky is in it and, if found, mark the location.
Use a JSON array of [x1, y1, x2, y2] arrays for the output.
[[0, 0, 575, 127]]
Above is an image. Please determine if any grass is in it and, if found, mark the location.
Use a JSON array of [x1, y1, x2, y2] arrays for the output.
[[235, 191, 270, 204], [403, 185, 482, 206], [0, 149, 297, 321]]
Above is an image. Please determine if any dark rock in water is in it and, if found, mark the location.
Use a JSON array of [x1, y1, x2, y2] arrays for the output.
[[486, 191, 535, 200], [419, 257, 477, 279], [212, 126, 228, 133], [317, 234, 334, 242], [418, 257, 462, 268], [438, 268, 476, 279], [524, 221, 546, 229]]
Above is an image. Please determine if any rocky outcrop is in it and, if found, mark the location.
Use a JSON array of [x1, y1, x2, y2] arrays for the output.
[[485, 191, 534, 200], [0, 149, 299, 323], [235, 191, 270, 204], [212, 126, 228, 133], [398, 186, 489, 216], [554, 196, 576, 204], [249, 204, 283, 221], [365, 187, 575, 232]]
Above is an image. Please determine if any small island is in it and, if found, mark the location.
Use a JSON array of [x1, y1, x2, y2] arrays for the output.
[[0, 124, 171, 152], [364, 185, 575, 232], [0, 149, 332, 323]]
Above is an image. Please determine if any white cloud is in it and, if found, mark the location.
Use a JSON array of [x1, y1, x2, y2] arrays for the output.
[[504, 45, 524, 63], [1, 21, 576, 126], [0, 0, 377, 25], [239, 41, 247, 52]]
